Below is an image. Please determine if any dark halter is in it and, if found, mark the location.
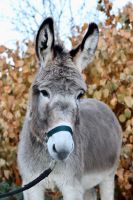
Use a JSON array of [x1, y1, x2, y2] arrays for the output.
[[46, 125, 73, 138]]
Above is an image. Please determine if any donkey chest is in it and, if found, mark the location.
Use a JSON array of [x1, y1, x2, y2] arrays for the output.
[[44, 170, 73, 190], [43, 168, 113, 191]]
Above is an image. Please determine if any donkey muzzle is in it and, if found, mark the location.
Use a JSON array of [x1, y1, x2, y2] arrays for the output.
[[46, 125, 74, 161], [52, 144, 69, 160]]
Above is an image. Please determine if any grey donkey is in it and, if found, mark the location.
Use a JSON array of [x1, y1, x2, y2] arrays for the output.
[[18, 17, 122, 200]]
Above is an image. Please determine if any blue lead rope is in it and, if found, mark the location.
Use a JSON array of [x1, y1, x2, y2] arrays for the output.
[[47, 125, 73, 138]]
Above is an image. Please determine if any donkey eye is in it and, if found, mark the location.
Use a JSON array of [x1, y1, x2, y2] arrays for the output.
[[77, 91, 85, 100], [40, 90, 50, 97]]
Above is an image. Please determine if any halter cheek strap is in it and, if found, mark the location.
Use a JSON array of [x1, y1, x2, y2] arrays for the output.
[[46, 125, 73, 138]]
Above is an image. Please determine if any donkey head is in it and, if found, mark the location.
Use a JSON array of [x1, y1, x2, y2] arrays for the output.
[[29, 17, 99, 161]]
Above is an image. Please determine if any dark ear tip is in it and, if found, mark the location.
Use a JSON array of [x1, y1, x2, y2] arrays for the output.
[[37, 17, 54, 37], [80, 22, 99, 51], [88, 22, 99, 34], [40, 17, 54, 30], [44, 17, 54, 25]]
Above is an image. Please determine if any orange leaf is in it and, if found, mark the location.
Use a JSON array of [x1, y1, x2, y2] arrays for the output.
[[15, 60, 24, 67], [0, 45, 7, 53], [4, 85, 11, 94]]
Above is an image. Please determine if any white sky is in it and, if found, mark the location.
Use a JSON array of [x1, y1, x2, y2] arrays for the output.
[[0, 0, 132, 49]]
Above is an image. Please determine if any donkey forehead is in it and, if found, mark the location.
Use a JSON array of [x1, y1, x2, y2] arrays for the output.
[[34, 64, 87, 93]]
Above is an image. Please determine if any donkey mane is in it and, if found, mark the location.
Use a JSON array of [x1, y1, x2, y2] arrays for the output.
[[54, 44, 64, 55]]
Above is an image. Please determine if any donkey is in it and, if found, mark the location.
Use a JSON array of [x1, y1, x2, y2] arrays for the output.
[[18, 17, 122, 200]]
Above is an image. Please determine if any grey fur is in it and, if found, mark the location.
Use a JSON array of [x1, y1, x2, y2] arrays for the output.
[[18, 18, 122, 200]]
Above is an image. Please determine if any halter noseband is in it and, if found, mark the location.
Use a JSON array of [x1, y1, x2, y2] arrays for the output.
[[46, 125, 73, 138]]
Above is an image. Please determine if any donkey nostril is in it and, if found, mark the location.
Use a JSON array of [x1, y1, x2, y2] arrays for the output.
[[52, 144, 70, 160], [53, 144, 57, 153]]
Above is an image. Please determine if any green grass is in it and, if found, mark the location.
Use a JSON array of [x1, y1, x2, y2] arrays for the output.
[[0, 180, 23, 200], [0, 180, 63, 200]]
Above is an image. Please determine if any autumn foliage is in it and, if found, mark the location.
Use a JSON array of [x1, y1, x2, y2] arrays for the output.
[[0, 2, 133, 200]]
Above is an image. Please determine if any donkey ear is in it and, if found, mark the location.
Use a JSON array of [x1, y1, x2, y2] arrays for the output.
[[35, 17, 54, 64], [70, 23, 99, 72]]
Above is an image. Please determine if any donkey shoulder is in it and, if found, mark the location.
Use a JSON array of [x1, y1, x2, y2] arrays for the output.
[[79, 98, 122, 136], [75, 98, 122, 172]]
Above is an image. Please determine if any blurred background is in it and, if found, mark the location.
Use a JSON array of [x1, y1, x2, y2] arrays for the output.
[[0, 0, 133, 199]]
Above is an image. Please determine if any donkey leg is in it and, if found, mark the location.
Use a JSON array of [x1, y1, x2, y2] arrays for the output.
[[62, 185, 84, 200], [22, 181, 45, 200], [84, 188, 97, 200], [99, 174, 115, 200]]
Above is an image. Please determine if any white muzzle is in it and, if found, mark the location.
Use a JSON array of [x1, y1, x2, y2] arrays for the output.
[[46, 125, 74, 160]]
